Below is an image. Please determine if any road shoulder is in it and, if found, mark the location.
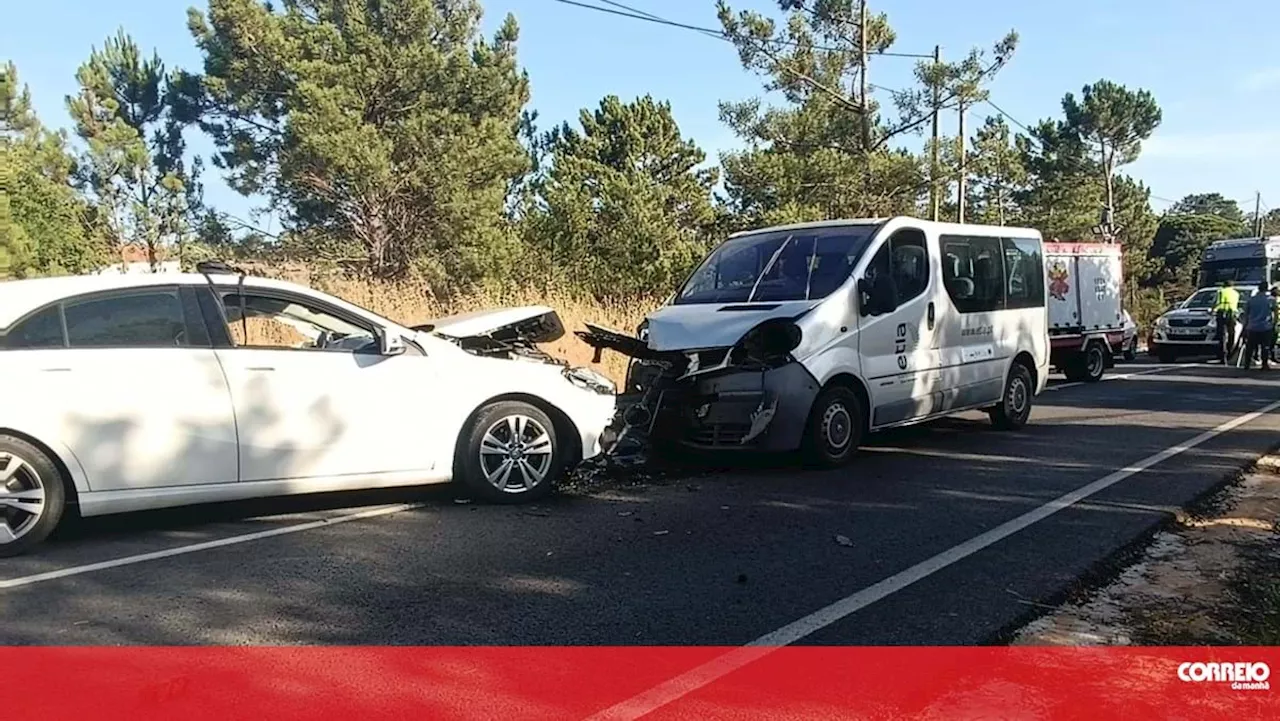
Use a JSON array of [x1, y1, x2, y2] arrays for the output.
[[1012, 454, 1280, 645]]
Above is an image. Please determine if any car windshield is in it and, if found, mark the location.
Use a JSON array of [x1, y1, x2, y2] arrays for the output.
[[1182, 287, 1254, 309], [673, 226, 877, 305]]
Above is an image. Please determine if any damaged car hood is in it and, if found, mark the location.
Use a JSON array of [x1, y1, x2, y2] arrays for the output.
[[643, 300, 818, 351], [417, 305, 565, 344]]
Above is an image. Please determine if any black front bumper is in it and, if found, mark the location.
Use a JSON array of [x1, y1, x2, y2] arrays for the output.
[[631, 361, 822, 452]]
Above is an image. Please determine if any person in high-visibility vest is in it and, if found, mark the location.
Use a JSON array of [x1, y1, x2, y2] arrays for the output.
[[1215, 280, 1241, 362]]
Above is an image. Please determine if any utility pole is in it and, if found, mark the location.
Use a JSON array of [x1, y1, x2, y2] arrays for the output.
[[1255, 191, 1263, 237], [956, 99, 967, 224], [929, 44, 941, 222], [857, 1, 871, 154]]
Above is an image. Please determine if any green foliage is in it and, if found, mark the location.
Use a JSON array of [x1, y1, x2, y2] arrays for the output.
[[2, 62, 106, 279], [525, 95, 718, 299], [188, 0, 531, 282], [66, 30, 199, 268], [964, 117, 1024, 225], [1061, 79, 1161, 215], [1150, 194, 1251, 294], [714, 0, 1014, 224]]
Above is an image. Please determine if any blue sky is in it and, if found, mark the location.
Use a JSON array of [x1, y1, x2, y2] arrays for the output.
[[5, 0, 1279, 231]]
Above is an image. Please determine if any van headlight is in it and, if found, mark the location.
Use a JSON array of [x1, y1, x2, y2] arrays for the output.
[[564, 366, 615, 395]]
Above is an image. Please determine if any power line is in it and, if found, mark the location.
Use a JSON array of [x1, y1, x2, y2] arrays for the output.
[[547, 0, 936, 59]]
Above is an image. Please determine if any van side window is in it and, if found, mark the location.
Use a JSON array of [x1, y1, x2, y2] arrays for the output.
[[888, 229, 929, 304], [941, 235, 1005, 313], [1002, 237, 1045, 309]]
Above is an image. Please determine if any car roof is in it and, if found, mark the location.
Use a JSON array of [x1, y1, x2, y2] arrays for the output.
[[0, 272, 320, 330]]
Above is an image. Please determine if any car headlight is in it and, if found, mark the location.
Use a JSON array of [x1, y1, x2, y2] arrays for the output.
[[1205, 316, 1217, 328], [1155, 317, 1169, 329], [563, 366, 615, 395]]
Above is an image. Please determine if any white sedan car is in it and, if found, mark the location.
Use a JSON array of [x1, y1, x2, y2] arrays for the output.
[[0, 263, 616, 556]]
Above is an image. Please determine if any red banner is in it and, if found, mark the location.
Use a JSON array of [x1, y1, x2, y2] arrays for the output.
[[4, 647, 1275, 720]]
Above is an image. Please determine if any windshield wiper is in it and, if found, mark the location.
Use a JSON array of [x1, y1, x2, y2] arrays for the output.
[[747, 235, 793, 303]]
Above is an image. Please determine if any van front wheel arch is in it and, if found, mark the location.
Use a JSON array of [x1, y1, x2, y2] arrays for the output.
[[801, 384, 867, 469], [989, 361, 1034, 431]]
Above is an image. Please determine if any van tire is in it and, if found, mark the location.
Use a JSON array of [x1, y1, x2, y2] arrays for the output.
[[801, 386, 865, 469], [989, 363, 1034, 431]]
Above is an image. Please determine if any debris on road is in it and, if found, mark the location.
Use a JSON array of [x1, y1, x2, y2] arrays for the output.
[[834, 534, 854, 547], [1012, 455, 1280, 645]]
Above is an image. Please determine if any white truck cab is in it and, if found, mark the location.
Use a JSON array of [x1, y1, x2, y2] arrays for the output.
[[581, 217, 1051, 467]]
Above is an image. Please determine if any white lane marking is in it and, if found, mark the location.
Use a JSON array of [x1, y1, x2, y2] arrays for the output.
[[586, 398, 1280, 721], [1045, 364, 1179, 392], [0, 502, 423, 590]]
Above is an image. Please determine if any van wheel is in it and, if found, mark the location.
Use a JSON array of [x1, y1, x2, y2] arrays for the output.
[[989, 363, 1034, 431], [0, 435, 67, 558], [801, 386, 865, 468]]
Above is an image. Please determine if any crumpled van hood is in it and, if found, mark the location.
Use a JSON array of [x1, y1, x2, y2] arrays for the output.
[[418, 305, 565, 344], [643, 300, 818, 351]]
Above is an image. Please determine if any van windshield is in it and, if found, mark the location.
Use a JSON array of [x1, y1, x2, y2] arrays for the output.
[[673, 226, 876, 305]]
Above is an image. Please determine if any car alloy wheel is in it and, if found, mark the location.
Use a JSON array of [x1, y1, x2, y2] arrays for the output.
[[0, 451, 47, 545], [478, 414, 555, 494]]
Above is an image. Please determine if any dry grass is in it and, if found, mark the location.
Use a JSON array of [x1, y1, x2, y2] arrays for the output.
[[247, 263, 655, 387]]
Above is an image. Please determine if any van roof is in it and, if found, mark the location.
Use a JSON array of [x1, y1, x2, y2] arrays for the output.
[[727, 216, 1041, 238]]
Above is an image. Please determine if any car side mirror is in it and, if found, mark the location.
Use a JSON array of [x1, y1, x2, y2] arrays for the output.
[[376, 328, 406, 356]]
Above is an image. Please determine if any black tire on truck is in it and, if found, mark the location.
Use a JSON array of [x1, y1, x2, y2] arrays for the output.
[[1063, 341, 1107, 383]]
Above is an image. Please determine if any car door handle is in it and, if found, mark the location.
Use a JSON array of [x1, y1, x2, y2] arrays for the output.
[[927, 302, 935, 330], [246, 366, 275, 372], [40, 367, 72, 373]]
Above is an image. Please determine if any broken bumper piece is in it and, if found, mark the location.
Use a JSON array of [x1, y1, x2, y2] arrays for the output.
[[577, 323, 821, 460]]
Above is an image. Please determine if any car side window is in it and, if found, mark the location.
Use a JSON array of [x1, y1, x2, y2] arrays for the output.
[[941, 235, 1005, 313], [1001, 237, 1045, 310], [4, 306, 66, 349], [220, 292, 379, 353], [64, 290, 189, 348]]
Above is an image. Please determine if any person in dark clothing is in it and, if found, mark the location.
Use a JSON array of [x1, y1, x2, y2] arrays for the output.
[[1241, 281, 1276, 370]]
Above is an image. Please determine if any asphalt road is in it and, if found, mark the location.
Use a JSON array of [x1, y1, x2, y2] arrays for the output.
[[4, 360, 1280, 647]]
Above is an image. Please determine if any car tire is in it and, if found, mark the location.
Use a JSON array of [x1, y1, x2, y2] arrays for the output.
[[456, 401, 562, 504], [0, 434, 67, 558], [801, 385, 865, 469], [989, 362, 1034, 431]]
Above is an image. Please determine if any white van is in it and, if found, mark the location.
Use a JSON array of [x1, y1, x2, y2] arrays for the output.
[[579, 217, 1051, 467]]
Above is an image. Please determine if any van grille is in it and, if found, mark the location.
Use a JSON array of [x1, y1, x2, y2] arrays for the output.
[[686, 422, 753, 447]]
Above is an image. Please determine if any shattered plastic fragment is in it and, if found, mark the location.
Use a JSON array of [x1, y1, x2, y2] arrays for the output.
[[740, 397, 779, 444]]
